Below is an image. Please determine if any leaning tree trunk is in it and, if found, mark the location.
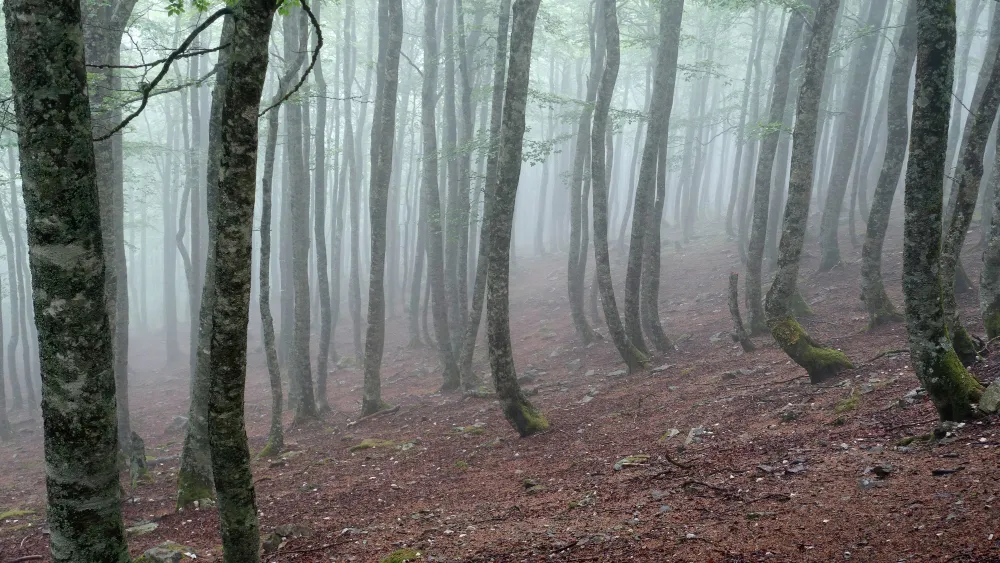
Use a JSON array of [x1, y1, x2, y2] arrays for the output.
[[205, 1, 278, 561], [362, 0, 403, 416], [939, 6, 1000, 365], [861, 0, 917, 328], [902, 0, 983, 422], [745, 6, 807, 335], [764, 0, 854, 384], [4, 0, 128, 557], [487, 0, 548, 437], [816, 0, 890, 271], [628, 0, 684, 354], [422, 0, 462, 391], [592, 0, 647, 372]]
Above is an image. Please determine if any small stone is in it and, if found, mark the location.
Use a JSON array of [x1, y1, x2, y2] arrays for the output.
[[608, 369, 627, 378], [126, 522, 158, 537], [651, 364, 674, 373], [584, 369, 596, 377], [684, 427, 705, 445], [858, 477, 881, 490], [135, 541, 195, 563], [274, 523, 313, 538], [580, 395, 595, 404], [659, 505, 672, 514], [613, 454, 650, 471], [649, 489, 665, 500], [979, 381, 1000, 413]]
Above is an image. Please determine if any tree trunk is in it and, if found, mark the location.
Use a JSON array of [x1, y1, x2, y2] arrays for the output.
[[461, 0, 511, 384], [205, 2, 277, 560], [567, 5, 604, 345], [816, 0, 890, 271], [423, 0, 462, 390], [4, 0, 128, 556], [0, 152, 23, 411], [764, 0, 853, 384], [861, 0, 917, 328], [628, 0, 684, 354], [745, 6, 807, 334], [362, 0, 403, 416], [592, 0, 647, 372], [313, 0, 332, 413], [940, 6, 1000, 364], [902, 0, 983, 421], [725, 8, 761, 238], [487, 0, 548, 437]]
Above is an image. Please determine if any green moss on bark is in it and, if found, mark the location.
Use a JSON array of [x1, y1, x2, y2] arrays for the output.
[[984, 307, 1000, 340], [950, 324, 979, 366], [922, 348, 983, 421], [176, 471, 214, 511], [789, 290, 813, 317], [770, 317, 853, 383], [502, 398, 549, 438]]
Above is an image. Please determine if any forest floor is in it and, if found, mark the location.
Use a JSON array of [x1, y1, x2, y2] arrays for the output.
[[2, 220, 1000, 562]]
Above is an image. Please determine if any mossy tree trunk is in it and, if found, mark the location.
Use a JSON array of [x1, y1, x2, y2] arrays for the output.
[[4, 0, 128, 557], [592, 0, 648, 372], [939, 5, 1000, 365], [765, 0, 854, 384], [861, 0, 917, 328], [745, 7, 806, 335], [817, 0, 890, 271], [205, 1, 278, 560], [625, 0, 683, 355], [461, 0, 511, 385], [423, 0, 462, 391], [362, 0, 403, 416], [487, 0, 548, 437], [902, 0, 983, 422]]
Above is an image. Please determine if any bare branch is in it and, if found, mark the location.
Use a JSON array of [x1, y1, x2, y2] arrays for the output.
[[258, 0, 323, 118]]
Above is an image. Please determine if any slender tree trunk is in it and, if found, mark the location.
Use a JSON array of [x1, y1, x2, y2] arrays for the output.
[[628, 0, 684, 354], [488, 0, 548, 436], [592, 0, 647, 371], [939, 7, 1000, 364], [460, 0, 511, 383], [861, 0, 917, 328], [745, 7, 807, 334], [817, 0, 891, 271], [903, 0, 983, 422], [0, 155, 22, 411], [362, 0, 403, 415], [726, 8, 761, 237], [423, 0, 461, 390], [313, 0, 332, 413], [765, 0, 853, 383], [4, 0, 128, 556], [567, 6, 604, 345]]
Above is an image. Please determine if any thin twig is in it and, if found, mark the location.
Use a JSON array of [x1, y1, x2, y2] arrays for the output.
[[258, 0, 322, 117], [346, 405, 401, 428], [95, 7, 231, 141]]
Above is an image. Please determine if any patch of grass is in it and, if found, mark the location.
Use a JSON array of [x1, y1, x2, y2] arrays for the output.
[[835, 389, 860, 414], [0, 508, 35, 520], [455, 460, 469, 470], [348, 438, 396, 452], [380, 548, 423, 563]]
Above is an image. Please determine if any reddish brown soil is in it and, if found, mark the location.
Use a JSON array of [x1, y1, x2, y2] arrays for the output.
[[2, 224, 1000, 562]]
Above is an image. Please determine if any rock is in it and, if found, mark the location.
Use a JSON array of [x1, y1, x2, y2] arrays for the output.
[[651, 364, 674, 373], [134, 541, 196, 563], [608, 369, 627, 378], [566, 358, 582, 370], [902, 387, 927, 405], [613, 454, 650, 471], [709, 331, 726, 343], [261, 532, 282, 554], [548, 348, 561, 358], [872, 464, 893, 479], [584, 369, 597, 377], [649, 489, 666, 500], [931, 467, 963, 476], [164, 416, 188, 434], [659, 428, 680, 441], [858, 477, 881, 491], [659, 505, 672, 514], [568, 490, 597, 508], [126, 522, 159, 537], [275, 523, 313, 538], [684, 427, 707, 445], [580, 395, 595, 404], [979, 381, 1000, 413]]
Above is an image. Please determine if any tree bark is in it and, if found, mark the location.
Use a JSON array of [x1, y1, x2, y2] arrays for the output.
[[764, 0, 853, 384], [487, 0, 548, 437], [861, 0, 917, 328], [592, 0, 647, 372], [0, 152, 23, 411], [902, 0, 983, 422], [628, 0, 684, 354], [4, 0, 128, 556], [940, 6, 1000, 364], [312, 0, 332, 413], [726, 8, 761, 238], [817, 0, 891, 271], [745, 6, 807, 334], [362, 0, 403, 416]]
